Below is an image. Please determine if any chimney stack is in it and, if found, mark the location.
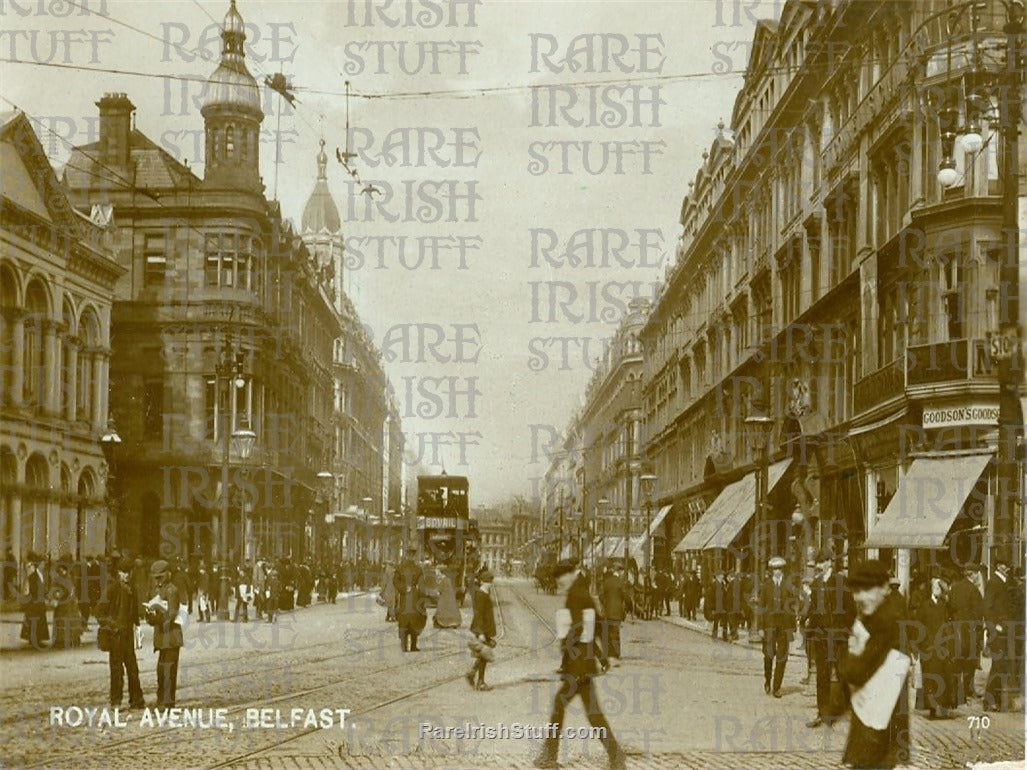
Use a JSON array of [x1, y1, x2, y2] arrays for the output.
[[96, 93, 135, 167]]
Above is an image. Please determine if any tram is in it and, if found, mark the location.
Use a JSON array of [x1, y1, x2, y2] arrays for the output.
[[415, 474, 480, 604]]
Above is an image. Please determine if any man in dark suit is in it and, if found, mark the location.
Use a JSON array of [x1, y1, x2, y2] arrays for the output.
[[98, 556, 145, 710], [984, 559, 1017, 711], [948, 564, 984, 704], [145, 560, 183, 708], [755, 556, 797, 698], [19, 552, 49, 648], [914, 572, 957, 718], [393, 558, 427, 652], [705, 569, 729, 641], [805, 549, 854, 727], [534, 560, 625, 770], [599, 566, 627, 663]]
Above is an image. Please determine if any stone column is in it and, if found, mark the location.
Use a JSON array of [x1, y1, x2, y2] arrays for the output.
[[43, 320, 59, 416], [91, 352, 105, 430], [64, 341, 78, 422], [9, 312, 24, 407]]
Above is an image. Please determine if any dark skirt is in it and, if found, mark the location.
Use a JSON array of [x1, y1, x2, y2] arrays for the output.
[[397, 610, 427, 633], [20, 603, 49, 647], [842, 690, 911, 769]]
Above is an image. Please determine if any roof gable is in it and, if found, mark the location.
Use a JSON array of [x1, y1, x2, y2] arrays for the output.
[[0, 111, 81, 231]]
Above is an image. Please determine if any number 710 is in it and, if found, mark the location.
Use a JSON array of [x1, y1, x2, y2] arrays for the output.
[[967, 716, 991, 729]]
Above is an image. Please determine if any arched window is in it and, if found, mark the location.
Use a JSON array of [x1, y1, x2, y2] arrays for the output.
[[25, 453, 50, 555], [77, 310, 100, 427], [226, 125, 236, 159], [61, 299, 76, 420]]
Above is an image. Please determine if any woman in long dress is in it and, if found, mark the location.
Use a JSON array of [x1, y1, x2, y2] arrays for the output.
[[50, 557, 83, 648], [839, 560, 911, 769]]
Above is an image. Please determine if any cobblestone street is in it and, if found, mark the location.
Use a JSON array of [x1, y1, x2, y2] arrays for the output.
[[2, 580, 1021, 769]]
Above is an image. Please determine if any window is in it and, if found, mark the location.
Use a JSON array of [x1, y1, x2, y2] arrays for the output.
[[226, 125, 236, 158], [204, 232, 249, 290], [940, 254, 964, 341], [143, 379, 164, 438], [143, 233, 167, 286]]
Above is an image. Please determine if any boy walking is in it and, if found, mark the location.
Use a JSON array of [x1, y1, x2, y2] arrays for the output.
[[467, 569, 496, 690]]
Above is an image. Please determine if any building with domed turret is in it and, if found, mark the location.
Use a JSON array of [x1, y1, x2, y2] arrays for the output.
[[60, 0, 401, 567]]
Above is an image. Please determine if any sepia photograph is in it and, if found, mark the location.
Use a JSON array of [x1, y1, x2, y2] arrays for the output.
[[0, 0, 1024, 768]]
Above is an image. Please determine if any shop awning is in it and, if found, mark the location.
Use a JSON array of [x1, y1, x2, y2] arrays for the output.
[[648, 505, 672, 538], [675, 476, 752, 552], [703, 460, 792, 550], [863, 453, 992, 549]]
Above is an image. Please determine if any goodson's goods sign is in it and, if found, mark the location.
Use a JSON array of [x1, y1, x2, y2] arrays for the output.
[[922, 404, 1000, 428]]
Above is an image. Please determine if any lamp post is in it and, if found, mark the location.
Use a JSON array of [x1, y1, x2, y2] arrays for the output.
[[361, 496, 372, 565], [640, 473, 657, 582], [99, 419, 122, 555], [746, 398, 774, 615], [386, 509, 396, 562], [215, 348, 255, 621], [594, 496, 609, 593], [624, 461, 638, 570], [317, 471, 334, 564]]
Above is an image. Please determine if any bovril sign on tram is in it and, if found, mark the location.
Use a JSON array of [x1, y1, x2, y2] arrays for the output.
[[922, 403, 1000, 429], [416, 517, 467, 530]]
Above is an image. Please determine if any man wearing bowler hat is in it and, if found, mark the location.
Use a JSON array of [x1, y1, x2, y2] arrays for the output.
[[755, 555, 797, 698], [98, 556, 145, 710], [145, 560, 183, 708], [805, 548, 854, 726]]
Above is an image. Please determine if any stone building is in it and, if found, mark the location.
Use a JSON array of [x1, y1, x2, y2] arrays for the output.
[[0, 110, 124, 563], [641, 0, 1024, 584], [60, 1, 399, 565]]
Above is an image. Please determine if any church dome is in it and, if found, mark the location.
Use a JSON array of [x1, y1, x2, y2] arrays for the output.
[[201, 1, 262, 119], [302, 140, 341, 233]]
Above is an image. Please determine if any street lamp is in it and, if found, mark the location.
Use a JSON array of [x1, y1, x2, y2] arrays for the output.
[[99, 419, 122, 554], [639, 473, 657, 582], [624, 461, 638, 571], [215, 347, 254, 621], [746, 397, 774, 615]]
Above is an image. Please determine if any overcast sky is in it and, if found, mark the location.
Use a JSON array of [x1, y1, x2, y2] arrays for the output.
[[5, 0, 773, 506]]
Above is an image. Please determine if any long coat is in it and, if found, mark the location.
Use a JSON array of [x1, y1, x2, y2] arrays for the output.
[[149, 579, 183, 650], [20, 567, 49, 646], [839, 598, 911, 769], [599, 572, 627, 622], [559, 573, 606, 678], [807, 571, 855, 657], [948, 576, 984, 677], [469, 587, 496, 641], [394, 562, 427, 633], [914, 596, 956, 711]]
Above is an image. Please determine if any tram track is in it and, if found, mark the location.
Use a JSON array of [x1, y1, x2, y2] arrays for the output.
[[0, 603, 399, 730], [11, 585, 529, 770]]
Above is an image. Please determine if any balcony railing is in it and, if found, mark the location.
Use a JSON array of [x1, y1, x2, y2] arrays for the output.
[[853, 356, 904, 415], [905, 338, 995, 388]]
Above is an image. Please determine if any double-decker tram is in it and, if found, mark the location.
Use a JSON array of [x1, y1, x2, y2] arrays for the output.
[[416, 474, 480, 603]]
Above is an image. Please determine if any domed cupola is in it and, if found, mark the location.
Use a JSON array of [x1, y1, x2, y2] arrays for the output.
[[201, 0, 263, 191], [302, 140, 341, 234]]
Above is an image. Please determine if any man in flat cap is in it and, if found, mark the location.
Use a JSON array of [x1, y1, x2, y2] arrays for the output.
[[805, 548, 854, 726], [144, 560, 183, 708], [534, 560, 625, 770], [755, 556, 797, 698]]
